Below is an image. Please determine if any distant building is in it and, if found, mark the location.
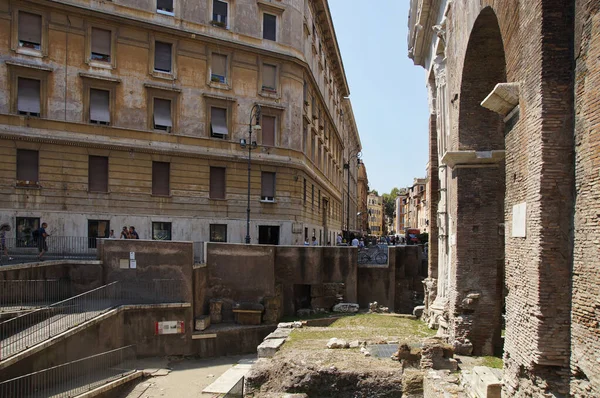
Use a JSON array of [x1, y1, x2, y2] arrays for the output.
[[367, 192, 383, 236]]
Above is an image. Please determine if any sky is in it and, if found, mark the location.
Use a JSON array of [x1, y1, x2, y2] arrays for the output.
[[328, 0, 430, 195]]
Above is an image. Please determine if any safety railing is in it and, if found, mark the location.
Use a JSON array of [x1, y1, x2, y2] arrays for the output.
[[0, 345, 136, 398], [0, 280, 72, 313], [0, 236, 98, 266], [0, 279, 186, 360], [224, 376, 244, 398]]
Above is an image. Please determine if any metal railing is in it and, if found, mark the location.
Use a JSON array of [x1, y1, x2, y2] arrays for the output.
[[0, 237, 98, 266], [0, 280, 71, 313], [193, 241, 206, 264], [224, 376, 244, 398], [0, 345, 136, 398], [0, 279, 186, 360]]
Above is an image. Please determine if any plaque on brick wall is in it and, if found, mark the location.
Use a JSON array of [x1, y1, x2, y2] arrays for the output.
[[512, 203, 527, 238]]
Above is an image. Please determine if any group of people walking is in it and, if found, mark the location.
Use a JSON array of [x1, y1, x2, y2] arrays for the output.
[[110, 226, 140, 240]]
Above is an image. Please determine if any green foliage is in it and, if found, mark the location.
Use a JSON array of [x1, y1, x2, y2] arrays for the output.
[[481, 356, 503, 369]]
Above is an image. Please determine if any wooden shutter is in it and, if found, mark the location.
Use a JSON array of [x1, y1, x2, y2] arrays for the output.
[[19, 12, 42, 45], [210, 167, 226, 199], [211, 54, 227, 80], [263, 13, 276, 41], [91, 28, 111, 56], [213, 0, 228, 23], [261, 172, 275, 198], [153, 98, 172, 128], [154, 41, 172, 72], [89, 156, 108, 192], [262, 115, 275, 146], [210, 107, 228, 135], [152, 162, 170, 196], [262, 64, 276, 90], [157, 0, 173, 12], [17, 149, 39, 182], [17, 78, 40, 114], [90, 89, 110, 123]]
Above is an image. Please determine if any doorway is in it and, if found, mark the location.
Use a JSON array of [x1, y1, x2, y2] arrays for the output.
[[88, 220, 110, 248], [258, 225, 279, 245]]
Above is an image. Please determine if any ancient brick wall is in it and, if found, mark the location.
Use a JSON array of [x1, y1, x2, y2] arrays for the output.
[[427, 113, 439, 280], [571, 0, 600, 395]]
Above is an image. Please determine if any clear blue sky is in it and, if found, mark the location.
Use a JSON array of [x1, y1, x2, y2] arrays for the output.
[[329, 0, 430, 195]]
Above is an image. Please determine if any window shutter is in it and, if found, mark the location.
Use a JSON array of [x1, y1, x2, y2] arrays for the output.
[[262, 64, 276, 90], [154, 41, 172, 72], [262, 115, 275, 146], [261, 172, 275, 198], [263, 13, 277, 41], [19, 12, 42, 45], [152, 162, 170, 196], [213, 0, 228, 23], [153, 98, 172, 128], [17, 78, 41, 114], [17, 149, 39, 182], [89, 156, 109, 192], [157, 0, 173, 11], [89, 89, 110, 123], [91, 28, 111, 56], [210, 107, 228, 135], [211, 54, 227, 79], [210, 167, 226, 199]]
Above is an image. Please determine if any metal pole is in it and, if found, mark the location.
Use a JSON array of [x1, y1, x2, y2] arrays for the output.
[[245, 124, 252, 244]]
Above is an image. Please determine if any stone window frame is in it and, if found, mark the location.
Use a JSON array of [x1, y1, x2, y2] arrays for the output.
[[203, 93, 236, 141], [7, 61, 53, 118], [79, 73, 121, 126], [208, 0, 234, 30], [257, 102, 285, 148], [156, 0, 176, 16], [257, 57, 281, 99], [144, 83, 181, 134], [206, 48, 233, 90], [11, 6, 49, 58], [84, 22, 118, 70], [257, 1, 284, 42], [149, 33, 178, 81]]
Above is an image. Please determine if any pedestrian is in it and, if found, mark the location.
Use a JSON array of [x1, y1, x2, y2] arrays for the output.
[[0, 223, 13, 261], [120, 226, 129, 239], [108, 229, 116, 239], [36, 222, 49, 261], [129, 226, 139, 239], [359, 238, 365, 248], [311, 236, 318, 246], [304, 238, 310, 246], [351, 236, 359, 247], [336, 233, 343, 245]]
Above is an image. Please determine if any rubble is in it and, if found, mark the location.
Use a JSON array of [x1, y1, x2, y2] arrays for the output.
[[332, 303, 359, 313], [326, 338, 349, 349], [368, 301, 390, 313]]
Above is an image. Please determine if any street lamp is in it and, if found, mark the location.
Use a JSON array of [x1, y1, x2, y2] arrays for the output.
[[240, 104, 261, 244], [343, 151, 361, 241]]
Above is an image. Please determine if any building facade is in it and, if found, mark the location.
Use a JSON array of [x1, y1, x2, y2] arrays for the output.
[[356, 162, 369, 234], [407, 178, 427, 232], [367, 192, 383, 236], [409, 0, 599, 395], [0, 0, 363, 246], [394, 190, 408, 235], [341, 98, 361, 238]]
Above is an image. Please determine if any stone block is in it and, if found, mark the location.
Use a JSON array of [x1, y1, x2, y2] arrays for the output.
[[257, 338, 286, 358], [470, 366, 502, 398], [332, 303, 359, 313], [210, 300, 223, 324], [265, 328, 292, 340], [233, 310, 262, 325], [326, 338, 349, 349], [195, 315, 211, 331]]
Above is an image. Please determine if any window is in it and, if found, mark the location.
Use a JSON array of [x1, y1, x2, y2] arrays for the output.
[[310, 134, 316, 162], [303, 124, 308, 154], [261, 172, 276, 202], [18, 11, 42, 51], [258, 225, 279, 245], [153, 98, 172, 131], [210, 54, 227, 83], [91, 28, 111, 63], [157, 0, 174, 15], [152, 222, 172, 240], [318, 189, 321, 213], [17, 149, 39, 183], [311, 184, 314, 208], [88, 220, 109, 248], [303, 178, 307, 205], [88, 156, 108, 193], [209, 167, 226, 199], [262, 64, 277, 92], [212, 0, 228, 27], [154, 41, 172, 73], [210, 107, 228, 139], [263, 13, 276, 41], [262, 115, 276, 146], [17, 77, 41, 116], [152, 161, 170, 196], [89, 89, 110, 125], [16, 217, 39, 247], [210, 224, 227, 242]]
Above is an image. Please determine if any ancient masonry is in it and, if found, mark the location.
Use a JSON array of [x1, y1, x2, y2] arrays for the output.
[[408, 0, 599, 396]]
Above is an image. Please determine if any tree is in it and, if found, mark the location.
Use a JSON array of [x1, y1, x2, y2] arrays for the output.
[[382, 187, 401, 219]]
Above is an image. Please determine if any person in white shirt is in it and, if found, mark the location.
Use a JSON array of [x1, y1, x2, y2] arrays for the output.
[[336, 234, 343, 245], [311, 236, 318, 246], [351, 237, 359, 247]]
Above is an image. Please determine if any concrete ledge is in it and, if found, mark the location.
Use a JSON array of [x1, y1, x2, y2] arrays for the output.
[[75, 370, 143, 398], [257, 338, 286, 358], [0, 259, 102, 271]]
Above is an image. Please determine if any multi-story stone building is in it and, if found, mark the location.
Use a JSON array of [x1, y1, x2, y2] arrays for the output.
[[341, 98, 361, 240], [356, 162, 368, 234], [0, 0, 363, 246], [408, 0, 599, 395], [367, 192, 383, 236], [407, 177, 427, 232], [394, 190, 408, 235]]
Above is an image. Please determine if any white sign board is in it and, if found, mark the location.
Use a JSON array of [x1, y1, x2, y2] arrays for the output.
[[155, 321, 184, 335], [129, 259, 137, 269], [130, 252, 135, 260], [512, 202, 527, 238]]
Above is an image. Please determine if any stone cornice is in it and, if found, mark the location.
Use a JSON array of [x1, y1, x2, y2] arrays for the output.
[[441, 150, 506, 168]]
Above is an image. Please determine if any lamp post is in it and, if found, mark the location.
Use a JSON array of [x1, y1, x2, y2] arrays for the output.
[[240, 104, 262, 244], [343, 151, 361, 241]]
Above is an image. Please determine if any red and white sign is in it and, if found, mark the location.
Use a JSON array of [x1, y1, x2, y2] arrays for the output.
[[155, 321, 185, 335]]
